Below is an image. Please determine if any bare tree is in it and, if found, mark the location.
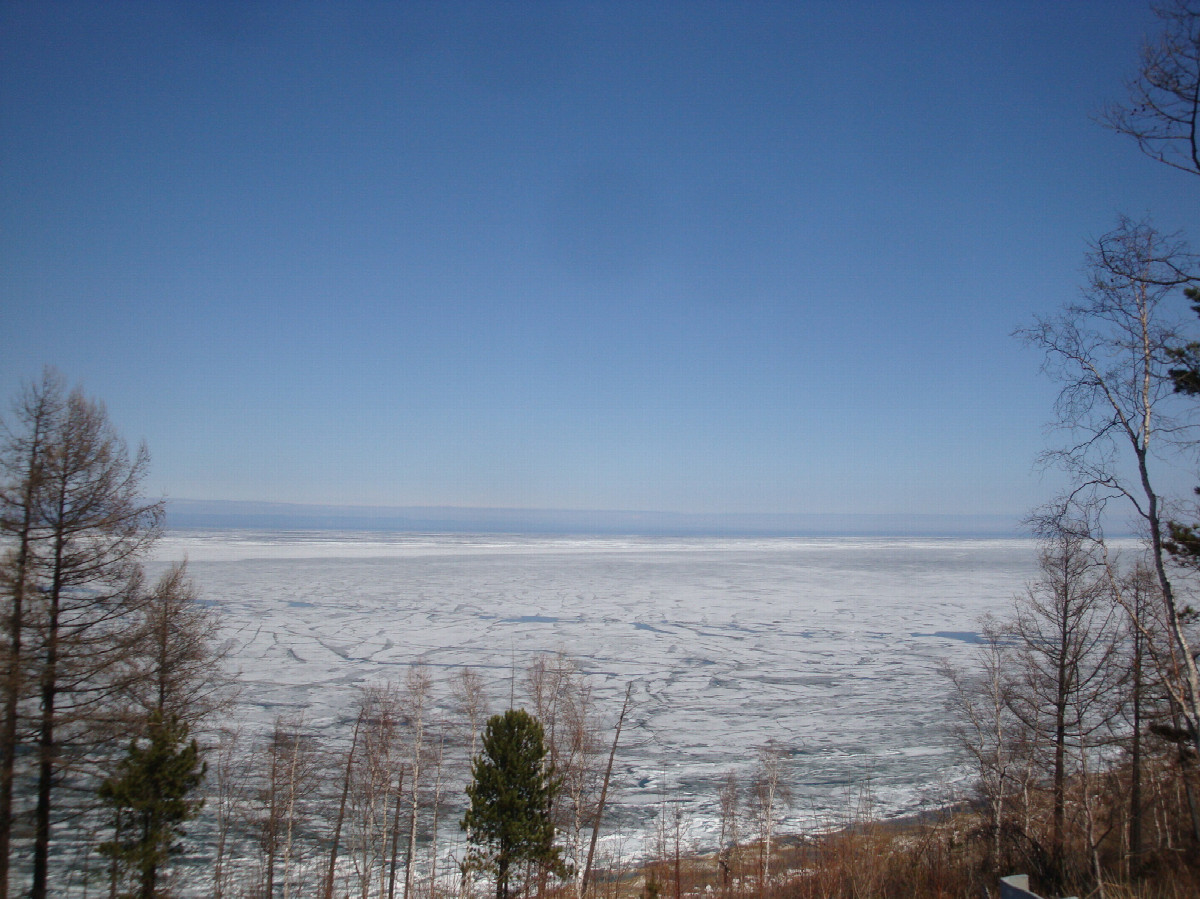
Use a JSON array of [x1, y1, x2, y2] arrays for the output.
[[403, 664, 433, 899], [667, 801, 689, 899], [3, 379, 165, 899], [1103, 0, 1200, 178], [255, 715, 320, 899], [452, 667, 488, 899], [209, 726, 247, 899], [346, 683, 404, 899], [525, 653, 570, 775], [1103, 545, 1200, 848], [0, 369, 63, 899], [453, 667, 489, 765], [325, 706, 367, 899], [582, 681, 632, 899], [716, 770, 740, 896], [941, 616, 1036, 870], [124, 561, 232, 729], [387, 762, 407, 899], [1106, 559, 1167, 869], [92, 561, 232, 896], [427, 728, 447, 899], [1016, 217, 1200, 764], [749, 743, 790, 890], [1008, 524, 1121, 883], [522, 652, 582, 897], [528, 654, 601, 896]]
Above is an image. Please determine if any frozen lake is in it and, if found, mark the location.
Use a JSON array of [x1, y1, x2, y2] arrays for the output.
[[152, 530, 1051, 843]]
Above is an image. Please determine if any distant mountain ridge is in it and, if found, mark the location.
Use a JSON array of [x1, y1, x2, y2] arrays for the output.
[[164, 499, 1024, 537]]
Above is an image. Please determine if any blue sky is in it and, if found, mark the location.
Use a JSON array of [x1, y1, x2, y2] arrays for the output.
[[1, 1, 1196, 518]]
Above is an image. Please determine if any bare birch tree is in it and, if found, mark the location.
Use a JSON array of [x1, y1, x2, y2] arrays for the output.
[[1016, 216, 1200, 764], [346, 684, 404, 899], [452, 667, 488, 899], [1103, 0, 1200, 179], [716, 770, 740, 896], [209, 726, 247, 899], [454, 667, 489, 765], [1103, 545, 1200, 850], [325, 706, 367, 899], [255, 715, 320, 899], [941, 616, 1036, 870], [1106, 559, 1168, 869], [749, 743, 790, 890], [403, 664, 433, 899], [528, 654, 601, 896], [582, 681, 632, 899]]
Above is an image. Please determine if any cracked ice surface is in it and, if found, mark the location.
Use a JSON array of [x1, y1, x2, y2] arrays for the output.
[[150, 531, 1060, 840]]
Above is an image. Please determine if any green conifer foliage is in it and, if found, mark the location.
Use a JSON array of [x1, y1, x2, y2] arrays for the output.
[[1166, 287, 1200, 565], [462, 708, 565, 899], [98, 712, 206, 899]]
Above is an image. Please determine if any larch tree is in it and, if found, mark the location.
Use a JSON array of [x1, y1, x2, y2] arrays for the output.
[[96, 562, 231, 896], [125, 561, 231, 729], [0, 369, 63, 899], [1007, 523, 1121, 885], [0, 372, 163, 899]]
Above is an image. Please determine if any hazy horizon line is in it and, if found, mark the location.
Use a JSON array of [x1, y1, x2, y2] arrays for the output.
[[164, 498, 1029, 538]]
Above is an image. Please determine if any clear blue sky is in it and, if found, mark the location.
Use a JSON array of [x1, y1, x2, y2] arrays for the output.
[[1, 1, 1195, 517]]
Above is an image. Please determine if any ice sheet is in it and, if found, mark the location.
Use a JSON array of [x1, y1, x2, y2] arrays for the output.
[[151, 531, 1070, 841]]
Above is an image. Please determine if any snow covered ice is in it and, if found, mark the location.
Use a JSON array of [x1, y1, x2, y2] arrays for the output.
[[151, 531, 1062, 843]]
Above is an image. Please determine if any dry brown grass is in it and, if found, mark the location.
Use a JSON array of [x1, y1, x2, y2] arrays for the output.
[[576, 799, 1200, 899]]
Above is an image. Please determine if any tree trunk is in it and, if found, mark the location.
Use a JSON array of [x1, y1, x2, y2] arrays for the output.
[[0, 426, 43, 899], [264, 739, 278, 899], [429, 734, 444, 898], [1130, 600, 1144, 869], [496, 855, 508, 899], [582, 683, 631, 898], [3, 378, 161, 896], [31, 523, 66, 899], [387, 766, 405, 899], [404, 716, 423, 899], [1144, 465, 1200, 763], [1053, 623, 1069, 873], [0, 374, 58, 899], [326, 710, 364, 899]]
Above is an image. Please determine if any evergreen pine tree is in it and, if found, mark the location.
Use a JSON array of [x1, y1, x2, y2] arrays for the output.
[[1166, 287, 1200, 565], [462, 708, 565, 899], [98, 712, 206, 899]]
